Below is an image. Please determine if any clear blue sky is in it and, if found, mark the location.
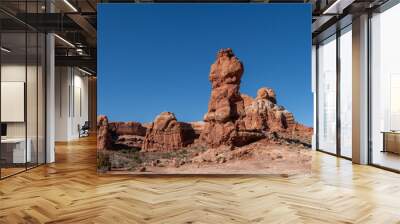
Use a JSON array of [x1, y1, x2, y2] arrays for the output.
[[98, 4, 312, 126]]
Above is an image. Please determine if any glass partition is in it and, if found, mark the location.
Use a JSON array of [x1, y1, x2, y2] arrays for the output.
[[27, 31, 38, 169], [317, 35, 337, 154], [38, 32, 46, 165], [370, 3, 400, 171], [0, 1, 46, 179], [1, 31, 28, 177], [339, 26, 352, 158]]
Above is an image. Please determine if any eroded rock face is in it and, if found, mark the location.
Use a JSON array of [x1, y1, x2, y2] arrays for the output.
[[110, 121, 146, 136], [143, 112, 196, 151], [109, 122, 147, 136], [106, 122, 147, 150], [243, 87, 295, 132], [256, 87, 276, 103], [189, 121, 205, 136], [203, 48, 245, 123], [97, 115, 112, 150], [241, 94, 255, 108], [114, 135, 144, 149], [200, 49, 305, 148], [200, 49, 263, 148], [99, 48, 311, 152]]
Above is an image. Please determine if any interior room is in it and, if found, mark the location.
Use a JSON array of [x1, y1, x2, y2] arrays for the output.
[[0, 12, 46, 178], [0, 0, 400, 223], [54, 66, 91, 142], [0, 0, 96, 179]]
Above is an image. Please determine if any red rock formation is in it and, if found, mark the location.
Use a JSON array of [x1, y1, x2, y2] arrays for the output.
[[243, 86, 300, 132], [189, 121, 205, 136], [200, 49, 263, 147], [109, 121, 147, 136], [243, 87, 291, 131], [104, 122, 147, 149], [200, 49, 308, 148], [143, 112, 196, 151], [114, 135, 144, 149], [100, 48, 311, 151], [241, 94, 255, 108], [256, 87, 276, 103], [203, 48, 245, 123], [97, 115, 112, 150]]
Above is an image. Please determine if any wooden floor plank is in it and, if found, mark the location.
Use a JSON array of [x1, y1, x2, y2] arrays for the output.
[[0, 136, 400, 223]]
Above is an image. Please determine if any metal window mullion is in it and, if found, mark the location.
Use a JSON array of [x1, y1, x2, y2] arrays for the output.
[[44, 33, 47, 165], [316, 44, 320, 150], [0, 25, 2, 179], [25, 0, 28, 171], [367, 11, 373, 165], [69, 68, 71, 118], [36, 0, 39, 167], [73, 68, 75, 118], [336, 29, 341, 157], [44, 0, 48, 164]]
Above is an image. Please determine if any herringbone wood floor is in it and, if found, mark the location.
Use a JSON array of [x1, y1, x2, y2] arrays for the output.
[[1, 136, 400, 224]]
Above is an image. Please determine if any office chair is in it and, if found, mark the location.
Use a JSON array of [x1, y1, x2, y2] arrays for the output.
[[79, 121, 90, 138]]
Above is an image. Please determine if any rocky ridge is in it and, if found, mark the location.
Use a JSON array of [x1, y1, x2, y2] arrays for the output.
[[97, 48, 312, 153]]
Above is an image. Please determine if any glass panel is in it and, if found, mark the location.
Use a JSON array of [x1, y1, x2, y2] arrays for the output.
[[1, 31, 27, 177], [318, 35, 337, 154], [38, 32, 45, 165], [339, 27, 352, 158], [27, 31, 38, 169], [371, 4, 400, 171], [26, 0, 39, 169], [0, 1, 46, 178]]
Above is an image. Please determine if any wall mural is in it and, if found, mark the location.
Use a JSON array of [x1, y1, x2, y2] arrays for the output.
[[97, 4, 313, 174]]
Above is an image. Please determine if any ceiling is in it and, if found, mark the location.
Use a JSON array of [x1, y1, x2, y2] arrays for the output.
[[0, 0, 98, 74], [0, 0, 392, 75]]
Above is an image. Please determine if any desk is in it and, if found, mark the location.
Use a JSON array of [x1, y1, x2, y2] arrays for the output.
[[1, 138, 32, 163], [382, 131, 400, 155]]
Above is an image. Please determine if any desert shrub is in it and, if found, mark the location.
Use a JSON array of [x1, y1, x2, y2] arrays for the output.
[[132, 153, 143, 163], [97, 151, 111, 172], [120, 148, 137, 154]]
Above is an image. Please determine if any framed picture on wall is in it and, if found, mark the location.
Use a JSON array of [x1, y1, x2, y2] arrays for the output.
[[97, 4, 313, 175]]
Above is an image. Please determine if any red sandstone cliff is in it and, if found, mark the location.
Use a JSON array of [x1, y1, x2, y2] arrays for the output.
[[97, 48, 312, 151], [142, 112, 197, 151]]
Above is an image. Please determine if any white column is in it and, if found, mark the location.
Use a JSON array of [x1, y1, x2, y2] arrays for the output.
[[352, 14, 369, 164], [46, 32, 55, 163]]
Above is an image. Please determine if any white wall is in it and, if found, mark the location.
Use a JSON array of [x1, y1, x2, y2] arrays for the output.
[[72, 72, 89, 138], [1, 65, 40, 137], [55, 66, 69, 141], [1, 65, 26, 138], [1, 63, 46, 164], [55, 67, 89, 141]]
